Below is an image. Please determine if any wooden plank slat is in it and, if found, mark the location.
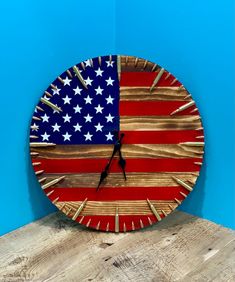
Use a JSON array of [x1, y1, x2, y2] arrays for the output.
[[120, 56, 158, 72], [32, 144, 204, 159], [55, 200, 178, 215], [120, 115, 201, 131], [30, 142, 56, 148], [120, 86, 189, 101]]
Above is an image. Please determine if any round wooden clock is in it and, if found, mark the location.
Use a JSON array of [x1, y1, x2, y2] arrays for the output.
[[30, 55, 204, 232]]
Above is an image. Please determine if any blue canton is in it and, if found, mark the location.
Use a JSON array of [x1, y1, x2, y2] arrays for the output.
[[30, 55, 119, 144]]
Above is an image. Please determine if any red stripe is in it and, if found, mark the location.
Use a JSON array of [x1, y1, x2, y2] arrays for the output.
[[36, 158, 202, 173], [120, 101, 197, 116], [120, 72, 182, 87], [32, 131, 204, 148], [46, 186, 188, 201], [123, 130, 204, 144]]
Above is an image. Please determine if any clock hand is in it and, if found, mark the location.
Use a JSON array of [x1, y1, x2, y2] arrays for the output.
[[97, 146, 117, 191], [118, 149, 127, 180], [97, 164, 109, 191], [96, 133, 125, 191], [115, 131, 127, 180]]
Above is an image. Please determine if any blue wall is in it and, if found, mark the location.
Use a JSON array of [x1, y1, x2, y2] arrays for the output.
[[116, 0, 235, 229], [0, 0, 116, 236], [0, 0, 234, 236]]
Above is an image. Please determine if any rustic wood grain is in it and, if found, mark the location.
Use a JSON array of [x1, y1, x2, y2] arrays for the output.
[[120, 116, 201, 131], [120, 56, 158, 72], [120, 87, 189, 101], [181, 239, 235, 282], [33, 144, 204, 159], [56, 200, 178, 215], [0, 211, 234, 282], [45, 172, 197, 187]]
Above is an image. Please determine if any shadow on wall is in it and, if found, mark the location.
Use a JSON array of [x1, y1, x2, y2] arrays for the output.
[[26, 121, 56, 221]]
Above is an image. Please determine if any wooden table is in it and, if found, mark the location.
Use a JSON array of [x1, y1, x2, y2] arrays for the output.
[[0, 211, 234, 281]]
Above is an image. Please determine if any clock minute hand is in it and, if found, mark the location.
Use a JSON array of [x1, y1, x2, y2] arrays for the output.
[[97, 163, 109, 191], [96, 149, 116, 191], [96, 133, 125, 191], [114, 132, 127, 180], [118, 149, 127, 180]]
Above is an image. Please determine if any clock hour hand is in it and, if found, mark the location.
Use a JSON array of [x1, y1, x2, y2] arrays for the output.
[[96, 148, 117, 191], [96, 133, 125, 191]]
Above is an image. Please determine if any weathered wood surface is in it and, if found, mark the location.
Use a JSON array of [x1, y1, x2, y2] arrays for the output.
[[120, 116, 201, 131], [56, 200, 178, 216], [120, 87, 189, 101], [0, 211, 234, 282], [33, 144, 204, 159], [120, 56, 157, 72]]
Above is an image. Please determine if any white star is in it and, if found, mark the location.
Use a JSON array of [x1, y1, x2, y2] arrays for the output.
[[84, 77, 93, 86], [84, 113, 93, 123], [106, 60, 114, 67], [31, 123, 39, 131], [73, 123, 82, 132], [95, 67, 104, 76], [94, 104, 104, 114], [63, 132, 72, 141], [94, 123, 104, 132], [105, 132, 113, 141], [73, 104, 82, 113], [105, 113, 114, 123], [105, 95, 114, 104], [73, 86, 82, 95], [41, 132, 50, 141], [84, 95, 93, 104], [52, 88, 61, 95], [51, 123, 61, 132], [41, 113, 50, 122], [63, 113, 71, 123], [84, 59, 91, 67], [84, 131, 93, 141], [95, 86, 104, 95], [63, 76, 71, 86], [62, 95, 71, 104], [106, 77, 114, 86]]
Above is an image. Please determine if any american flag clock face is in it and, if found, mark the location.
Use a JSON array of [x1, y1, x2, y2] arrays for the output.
[[30, 55, 204, 232]]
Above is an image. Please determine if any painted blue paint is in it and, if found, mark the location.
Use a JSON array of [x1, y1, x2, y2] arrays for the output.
[[116, 0, 235, 229], [0, 0, 234, 236], [0, 0, 116, 236]]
